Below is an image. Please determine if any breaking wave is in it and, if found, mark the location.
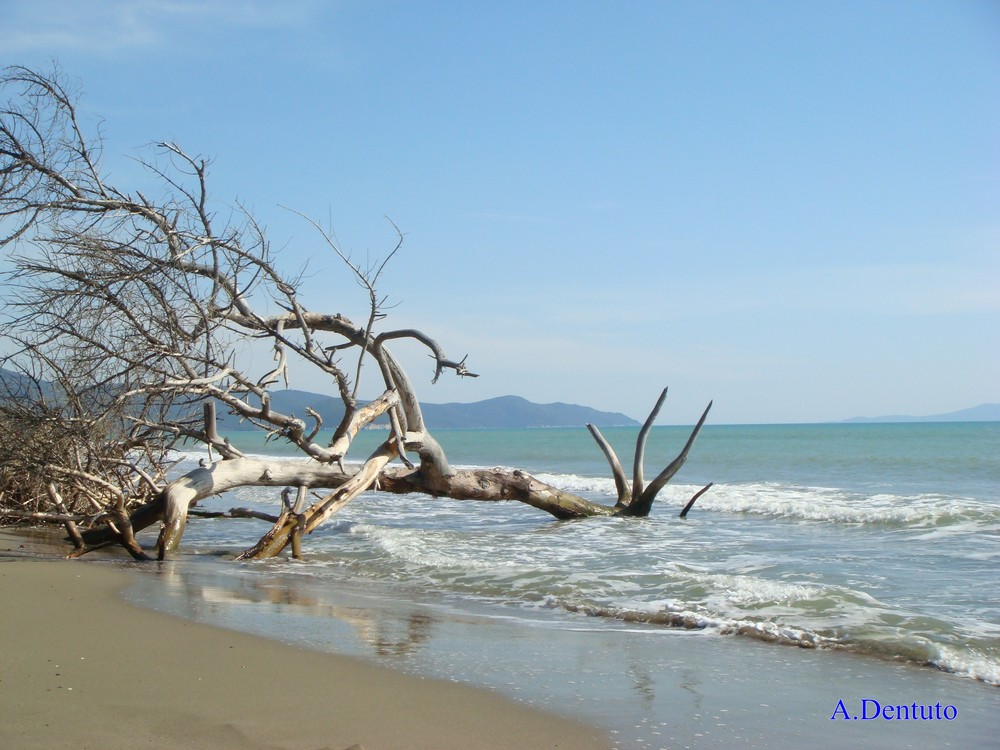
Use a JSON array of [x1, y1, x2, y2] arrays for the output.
[[529, 470, 1000, 530]]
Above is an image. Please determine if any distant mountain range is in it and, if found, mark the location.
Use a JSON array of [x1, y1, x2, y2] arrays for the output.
[[842, 403, 1000, 423], [6, 368, 994, 427], [216, 391, 639, 430], [1, 368, 636, 429]]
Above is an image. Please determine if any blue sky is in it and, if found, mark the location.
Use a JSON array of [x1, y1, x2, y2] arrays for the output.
[[2, 0, 997, 424]]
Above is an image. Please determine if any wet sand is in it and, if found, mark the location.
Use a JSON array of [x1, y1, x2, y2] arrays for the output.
[[4, 529, 996, 750], [0, 531, 607, 750]]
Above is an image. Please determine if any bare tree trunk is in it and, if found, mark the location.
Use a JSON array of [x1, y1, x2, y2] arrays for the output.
[[375, 466, 616, 519]]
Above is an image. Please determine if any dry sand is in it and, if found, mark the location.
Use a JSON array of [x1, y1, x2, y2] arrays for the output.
[[0, 541, 607, 750]]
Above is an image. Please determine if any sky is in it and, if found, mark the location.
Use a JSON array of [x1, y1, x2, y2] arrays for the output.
[[2, 0, 998, 424]]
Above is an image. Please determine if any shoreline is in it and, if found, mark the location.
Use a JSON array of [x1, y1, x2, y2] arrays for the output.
[[0, 529, 608, 750], [5, 528, 997, 749]]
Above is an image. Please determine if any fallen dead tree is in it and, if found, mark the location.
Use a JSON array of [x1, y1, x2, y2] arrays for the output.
[[1, 65, 712, 561]]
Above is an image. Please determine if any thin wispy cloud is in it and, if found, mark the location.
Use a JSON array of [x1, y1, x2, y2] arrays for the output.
[[1, 2, 155, 53], [0, 0, 318, 54]]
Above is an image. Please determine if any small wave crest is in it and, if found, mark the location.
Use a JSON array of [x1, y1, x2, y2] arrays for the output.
[[473, 468, 999, 532], [555, 598, 836, 648], [692, 483, 1000, 530], [547, 597, 1000, 686], [932, 644, 1000, 686], [350, 523, 526, 573]]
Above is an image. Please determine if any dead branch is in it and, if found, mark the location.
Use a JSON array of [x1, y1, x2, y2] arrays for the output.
[[680, 483, 714, 518]]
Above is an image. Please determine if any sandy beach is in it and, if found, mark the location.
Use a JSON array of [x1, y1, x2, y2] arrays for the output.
[[0, 532, 608, 750], [4, 524, 997, 750]]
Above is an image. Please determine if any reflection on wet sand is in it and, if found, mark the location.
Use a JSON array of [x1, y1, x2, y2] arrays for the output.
[[152, 561, 436, 659], [149, 559, 673, 709]]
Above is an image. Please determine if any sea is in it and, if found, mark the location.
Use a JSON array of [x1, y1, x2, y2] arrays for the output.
[[125, 421, 1000, 748]]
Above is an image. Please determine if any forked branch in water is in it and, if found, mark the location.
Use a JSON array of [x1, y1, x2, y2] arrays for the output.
[[587, 392, 713, 518]]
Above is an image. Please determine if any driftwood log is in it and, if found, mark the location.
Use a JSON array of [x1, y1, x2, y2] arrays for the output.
[[78, 387, 712, 560]]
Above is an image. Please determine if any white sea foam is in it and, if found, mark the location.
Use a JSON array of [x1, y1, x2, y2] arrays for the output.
[[553, 597, 839, 648], [691, 572, 826, 608], [542, 593, 1000, 684], [531, 472, 620, 498], [692, 483, 1000, 529], [932, 644, 1000, 686], [352, 523, 523, 573], [484, 468, 1000, 531]]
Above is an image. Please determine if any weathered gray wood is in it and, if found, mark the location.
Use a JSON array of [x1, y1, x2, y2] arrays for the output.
[[680, 483, 713, 518], [632, 387, 668, 500], [632, 400, 713, 516], [236, 442, 399, 559], [586, 424, 631, 508]]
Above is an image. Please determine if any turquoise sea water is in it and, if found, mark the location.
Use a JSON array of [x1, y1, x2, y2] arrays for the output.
[[132, 421, 999, 746]]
